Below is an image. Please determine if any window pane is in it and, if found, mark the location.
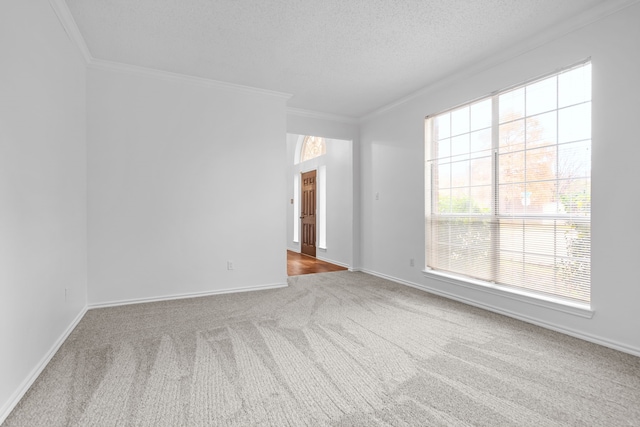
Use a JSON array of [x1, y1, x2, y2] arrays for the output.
[[499, 119, 525, 152], [451, 134, 470, 160], [438, 189, 451, 213], [470, 186, 492, 213], [464, 220, 493, 280], [499, 88, 524, 123], [437, 162, 451, 188], [523, 251, 557, 293], [471, 99, 492, 131], [558, 178, 590, 216], [451, 106, 470, 136], [437, 138, 451, 159], [470, 128, 491, 158], [499, 219, 524, 253], [525, 223, 556, 256], [526, 111, 557, 149], [470, 157, 491, 186], [431, 217, 493, 281], [556, 219, 591, 301], [559, 102, 591, 143], [499, 151, 525, 183], [300, 136, 326, 162], [436, 113, 451, 140], [526, 76, 557, 116], [526, 145, 556, 182], [451, 188, 470, 213], [526, 180, 557, 213], [433, 243, 452, 270], [499, 183, 525, 215], [559, 64, 591, 108], [558, 140, 591, 179], [451, 160, 470, 188]]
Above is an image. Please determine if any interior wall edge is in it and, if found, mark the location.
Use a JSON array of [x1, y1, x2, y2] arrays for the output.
[[47, 0, 92, 63], [0, 306, 88, 425], [89, 58, 292, 100], [315, 255, 351, 270]]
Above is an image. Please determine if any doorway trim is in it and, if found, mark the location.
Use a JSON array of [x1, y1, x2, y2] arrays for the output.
[[286, 133, 354, 270]]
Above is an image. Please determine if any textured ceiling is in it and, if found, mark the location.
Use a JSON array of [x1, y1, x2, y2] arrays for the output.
[[66, 0, 613, 118]]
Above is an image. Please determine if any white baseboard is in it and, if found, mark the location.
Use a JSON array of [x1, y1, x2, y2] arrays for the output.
[[360, 268, 640, 358], [315, 255, 350, 269], [1, 282, 289, 423], [0, 306, 88, 425], [88, 282, 288, 309]]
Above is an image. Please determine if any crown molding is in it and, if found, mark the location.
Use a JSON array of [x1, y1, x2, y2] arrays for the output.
[[88, 59, 293, 100], [361, 0, 640, 122], [286, 107, 360, 125], [48, 0, 92, 64], [48, 0, 292, 99], [50, 0, 639, 121]]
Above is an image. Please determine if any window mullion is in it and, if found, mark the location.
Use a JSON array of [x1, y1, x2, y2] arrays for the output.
[[490, 94, 499, 282]]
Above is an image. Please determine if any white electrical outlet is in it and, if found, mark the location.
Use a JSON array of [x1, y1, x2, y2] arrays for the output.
[[409, 258, 415, 267], [65, 288, 68, 302], [227, 261, 234, 270]]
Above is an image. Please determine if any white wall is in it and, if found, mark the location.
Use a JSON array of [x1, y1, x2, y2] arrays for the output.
[[287, 113, 361, 269], [287, 113, 359, 142], [87, 67, 287, 304], [286, 135, 353, 268], [359, 3, 640, 354], [0, 0, 88, 419]]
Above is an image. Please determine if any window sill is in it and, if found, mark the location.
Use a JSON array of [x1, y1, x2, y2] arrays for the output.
[[422, 269, 594, 319]]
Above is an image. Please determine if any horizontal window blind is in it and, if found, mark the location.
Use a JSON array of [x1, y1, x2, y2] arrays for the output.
[[426, 62, 591, 303]]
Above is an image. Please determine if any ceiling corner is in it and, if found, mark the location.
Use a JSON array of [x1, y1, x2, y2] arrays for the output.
[[89, 58, 293, 100], [48, 0, 92, 64]]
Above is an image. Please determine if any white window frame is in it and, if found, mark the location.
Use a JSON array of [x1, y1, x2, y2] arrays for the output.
[[424, 60, 594, 318]]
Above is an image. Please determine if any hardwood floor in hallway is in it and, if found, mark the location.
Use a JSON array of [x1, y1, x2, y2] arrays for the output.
[[287, 250, 348, 276]]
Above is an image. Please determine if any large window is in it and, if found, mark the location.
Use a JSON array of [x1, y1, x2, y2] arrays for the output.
[[425, 61, 591, 304]]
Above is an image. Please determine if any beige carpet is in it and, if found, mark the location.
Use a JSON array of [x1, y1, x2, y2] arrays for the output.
[[4, 271, 640, 426]]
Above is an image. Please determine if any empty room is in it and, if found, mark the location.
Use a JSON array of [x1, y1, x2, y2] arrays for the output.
[[1, 0, 639, 425]]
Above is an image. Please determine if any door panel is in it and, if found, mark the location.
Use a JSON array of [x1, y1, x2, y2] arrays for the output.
[[301, 170, 316, 257]]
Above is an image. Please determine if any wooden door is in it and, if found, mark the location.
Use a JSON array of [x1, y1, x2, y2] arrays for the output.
[[301, 170, 317, 257]]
